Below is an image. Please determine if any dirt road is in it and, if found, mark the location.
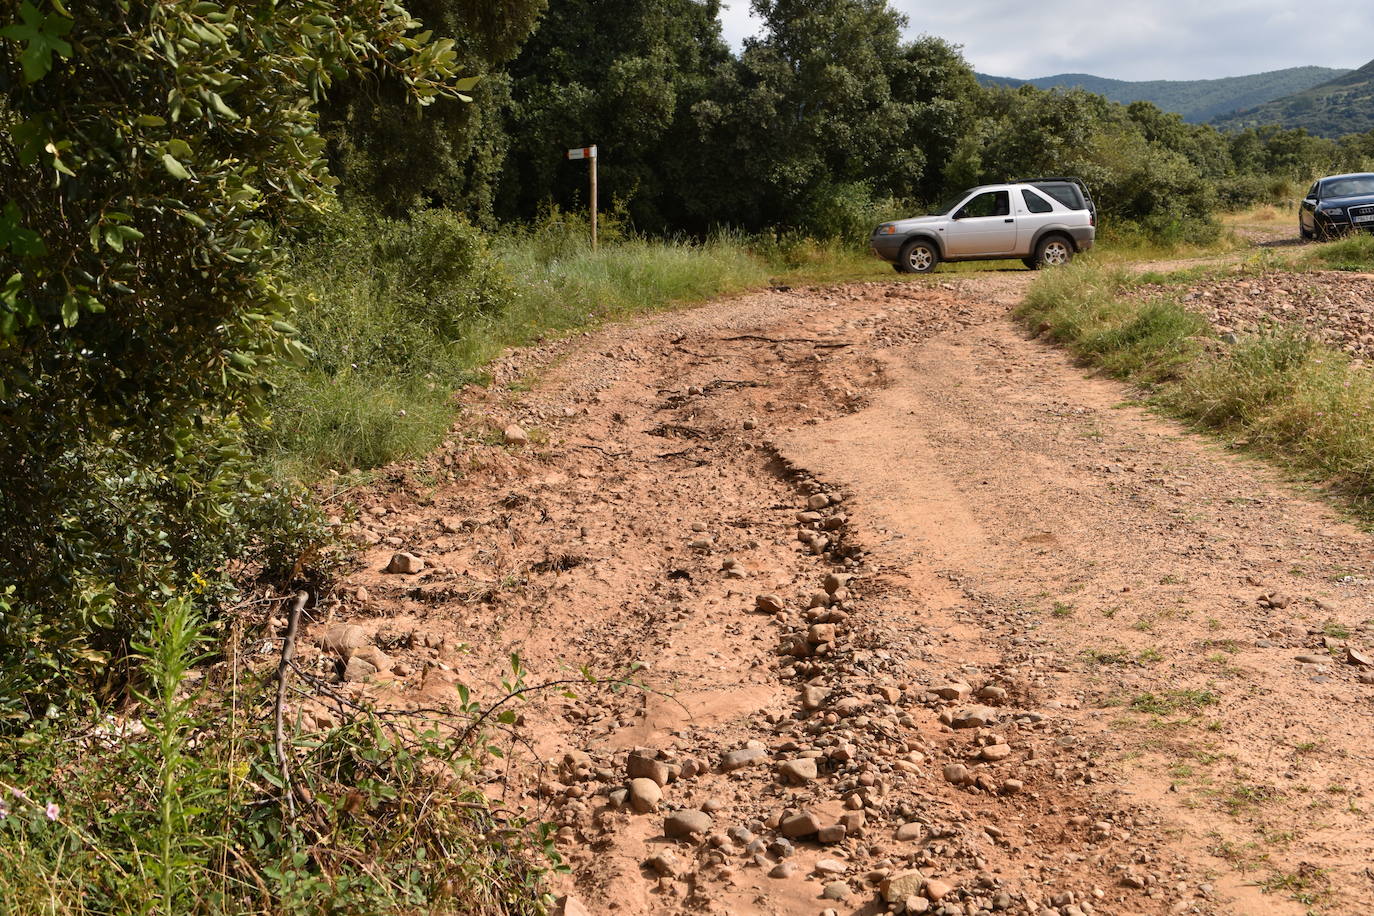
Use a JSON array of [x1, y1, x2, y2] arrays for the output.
[[313, 267, 1374, 916]]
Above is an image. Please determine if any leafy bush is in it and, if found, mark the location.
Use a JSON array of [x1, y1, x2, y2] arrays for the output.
[[0, 1, 464, 708]]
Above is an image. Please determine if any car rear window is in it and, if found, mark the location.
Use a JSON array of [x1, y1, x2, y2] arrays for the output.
[[1021, 189, 1054, 214], [1033, 182, 1085, 211]]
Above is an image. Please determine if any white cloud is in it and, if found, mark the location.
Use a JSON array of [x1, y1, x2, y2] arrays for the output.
[[718, 1, 763, 49], [720, 0, 1373, 81]]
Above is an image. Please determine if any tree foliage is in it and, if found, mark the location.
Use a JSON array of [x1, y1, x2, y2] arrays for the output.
[[321, 0, 547, 220], [0, 0, 465, 711]]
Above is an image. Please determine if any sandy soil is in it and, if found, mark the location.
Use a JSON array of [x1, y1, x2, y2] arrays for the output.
[[298, 265, 1374, 916]]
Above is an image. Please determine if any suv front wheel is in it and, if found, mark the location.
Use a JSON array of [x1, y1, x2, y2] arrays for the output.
[[896, 238, 939, 274], [1031, 235, 1074, 268]]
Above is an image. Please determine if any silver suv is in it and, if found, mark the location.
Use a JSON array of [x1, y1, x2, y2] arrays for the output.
[[871, 179, 1096, 273]]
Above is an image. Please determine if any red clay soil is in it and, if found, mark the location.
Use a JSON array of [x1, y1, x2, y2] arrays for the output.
[[294, 269, 1374, 916]]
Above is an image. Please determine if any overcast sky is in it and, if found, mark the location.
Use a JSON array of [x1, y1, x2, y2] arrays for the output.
[[717, 1, 1371, 82]]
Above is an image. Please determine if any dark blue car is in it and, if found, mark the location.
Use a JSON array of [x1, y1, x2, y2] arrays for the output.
[[1300, 173, 1374, 240]]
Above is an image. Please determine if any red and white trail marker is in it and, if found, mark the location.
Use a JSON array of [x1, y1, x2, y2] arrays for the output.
[[565, 145, 598, 160]]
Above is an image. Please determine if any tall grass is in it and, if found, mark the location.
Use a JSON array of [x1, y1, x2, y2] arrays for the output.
[[264, 207, 887, 477], [1019, 260, 1374, 517]]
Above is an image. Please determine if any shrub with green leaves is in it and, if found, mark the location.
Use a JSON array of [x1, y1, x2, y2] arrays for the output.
[[0, 0, 469, 712]]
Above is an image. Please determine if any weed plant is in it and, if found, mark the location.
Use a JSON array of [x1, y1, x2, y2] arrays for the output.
[[0, 600, 553, 915]]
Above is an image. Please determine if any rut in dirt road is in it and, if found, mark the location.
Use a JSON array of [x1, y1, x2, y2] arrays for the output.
[[312, 273, 1373, 916]]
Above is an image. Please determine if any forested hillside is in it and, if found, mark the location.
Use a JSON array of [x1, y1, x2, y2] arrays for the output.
[[1212, 58, 1374, 137], [977, 66, 1347, 123]]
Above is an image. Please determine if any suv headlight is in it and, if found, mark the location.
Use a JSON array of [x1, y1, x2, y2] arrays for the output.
[[876, 225, 898, 235], [1318, 205, 1345, 215]]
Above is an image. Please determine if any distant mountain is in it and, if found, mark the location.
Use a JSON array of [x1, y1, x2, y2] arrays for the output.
[[976, 66, 1349, 123], [1210, 59, 1374, 137]]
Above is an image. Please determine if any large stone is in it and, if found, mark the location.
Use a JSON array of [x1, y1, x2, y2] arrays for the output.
[[980, 744, 1012, 762], [755, 594, 786, 613], [880, 869, 926, 903], [951, 705, 997, 728], [320, 624, 368, 660], [629, 778, 661, 814], [343, 656, 378, 682], [664, 809, 712, 839], [385, 552, 425, 574], [778, 758, 819, 784], [503, 424, 529, 445], [780, 811, 822, 838], [628, 751, 671, 787], [942, 763, 972, 786], [720, 747, 767, 772], [932, 682, 972, 701], [923, 878, 954, 901], [557, 896, 591, 916], [802, 686, 829, 711], [807, 623, 837, 645]]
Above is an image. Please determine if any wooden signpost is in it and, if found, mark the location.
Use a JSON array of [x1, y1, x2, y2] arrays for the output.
[[565, 145, 598, 250]]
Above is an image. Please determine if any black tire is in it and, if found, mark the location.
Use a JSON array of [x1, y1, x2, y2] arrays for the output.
[[1299, 223, 1314, 241], [1021, 257, 1037, 270], [897, 238, 939, 274], [1031, 234, 1073, 269]]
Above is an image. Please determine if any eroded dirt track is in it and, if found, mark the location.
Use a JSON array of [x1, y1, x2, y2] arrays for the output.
[[306, 271, 1374, 916]]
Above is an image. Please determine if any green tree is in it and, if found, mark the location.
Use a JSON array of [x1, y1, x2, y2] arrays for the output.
[[0, 0, 465, 711], [321, 0, 548, 220], [691, 1, 979, 235], [497, 0, 730, 231]]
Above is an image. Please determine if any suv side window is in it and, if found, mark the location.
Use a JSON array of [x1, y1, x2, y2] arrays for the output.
[[1021, 189, 1054, 214], [956, 191, 1010, 219], [1308, 182, 1320, 200], [1035, 183, 1084, 211]]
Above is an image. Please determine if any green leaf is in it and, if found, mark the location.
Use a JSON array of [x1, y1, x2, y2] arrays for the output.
[[0, 202, 46, 257], [0, 1, 74, 83], [208, 92, 239, 120], [161, 153, 190, 179]]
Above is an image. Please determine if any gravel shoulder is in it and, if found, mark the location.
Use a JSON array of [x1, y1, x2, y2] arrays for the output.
[[303, 263, 1374, 916]]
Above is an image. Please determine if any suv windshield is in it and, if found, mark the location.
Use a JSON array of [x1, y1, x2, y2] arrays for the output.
[[1321, 176, 1374, 198], [935, 189, 975, 215]]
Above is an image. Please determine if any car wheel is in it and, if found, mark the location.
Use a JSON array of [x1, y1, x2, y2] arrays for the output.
[[898, 238, 939, 274], [1033, 235, 1073, 268], [1021, 257, 1037, 270], [1299, 223, 1313, 241]]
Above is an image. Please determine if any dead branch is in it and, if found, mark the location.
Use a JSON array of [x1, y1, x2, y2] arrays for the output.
[[273, 591, 309, 820]]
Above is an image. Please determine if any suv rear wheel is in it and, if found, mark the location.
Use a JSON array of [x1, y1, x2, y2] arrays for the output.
[[1031, 234, 1073, 269], [896, 238, 939, 274]]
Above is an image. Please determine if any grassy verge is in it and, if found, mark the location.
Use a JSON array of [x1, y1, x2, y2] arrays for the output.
[[1302, 230, 1374, 271], [1019, 259, 1374, 518], [263, 209, 890, 477]]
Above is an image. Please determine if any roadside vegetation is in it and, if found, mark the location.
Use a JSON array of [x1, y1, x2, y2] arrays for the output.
[[5, 0, 1374, 912], [1018, 251, 1374, 518]]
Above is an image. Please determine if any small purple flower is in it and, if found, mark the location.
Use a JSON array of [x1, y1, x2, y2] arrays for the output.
[[44, 802, 59, 821], [0, 802, 9, 819]]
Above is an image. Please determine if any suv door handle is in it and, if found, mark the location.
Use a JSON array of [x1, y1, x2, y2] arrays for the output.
[[1003, 218, 1014, 223]]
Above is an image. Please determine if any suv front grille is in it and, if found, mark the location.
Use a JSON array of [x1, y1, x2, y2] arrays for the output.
[[1350, 204, 1374, 224]]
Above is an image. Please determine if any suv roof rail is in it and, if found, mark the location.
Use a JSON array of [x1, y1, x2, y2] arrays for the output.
[[1015, 176, 1090, 189]]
